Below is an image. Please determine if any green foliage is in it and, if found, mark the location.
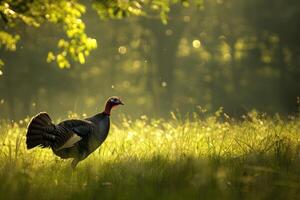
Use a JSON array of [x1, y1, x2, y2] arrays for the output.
[[0, 113, 299, 199], [0, 0, 97, 68], [92, 0, 203, 23], [0, 0, 203, 68], [93, 0, 146, 19], [45, 1, 97, 68], [0, 31, 19, 51]]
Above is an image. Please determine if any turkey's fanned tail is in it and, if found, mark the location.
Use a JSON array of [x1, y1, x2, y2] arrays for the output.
[[26, 112, 56, 149]]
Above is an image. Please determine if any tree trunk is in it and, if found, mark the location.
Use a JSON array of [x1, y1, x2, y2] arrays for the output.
[[140, 7, 184, 116], [2, 52, 16, 119]]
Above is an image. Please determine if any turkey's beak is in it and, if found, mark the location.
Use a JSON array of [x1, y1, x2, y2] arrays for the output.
[[120, 101, 124, 105]]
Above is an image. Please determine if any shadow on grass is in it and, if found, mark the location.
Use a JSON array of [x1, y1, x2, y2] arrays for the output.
[[1, 154, 300, 200]]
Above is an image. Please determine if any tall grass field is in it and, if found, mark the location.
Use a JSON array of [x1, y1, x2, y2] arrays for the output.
[[0, 110, 300, 200]]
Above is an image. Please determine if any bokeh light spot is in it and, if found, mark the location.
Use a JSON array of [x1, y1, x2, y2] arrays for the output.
[[118, 46, 127, 54], [183, 16, 190, 22], [192, 40, 201, 48], [165, 29, 173, 36]]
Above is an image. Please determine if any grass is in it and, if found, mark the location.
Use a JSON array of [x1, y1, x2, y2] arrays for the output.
[[0, 110, 300, 200]]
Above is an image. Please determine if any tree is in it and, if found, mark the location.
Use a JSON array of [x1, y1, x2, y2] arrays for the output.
[[0, 0, 97, 69], [0, 0, 203, 71], [0, 0, 204, 119]]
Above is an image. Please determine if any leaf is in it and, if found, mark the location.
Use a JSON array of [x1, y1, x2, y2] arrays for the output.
[[0, 59, 4, 67], [78, 52, 85, 64], [47, 52, 56, 63]]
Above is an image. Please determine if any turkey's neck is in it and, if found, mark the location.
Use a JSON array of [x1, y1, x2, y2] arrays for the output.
[[103, 103, 113, 115]]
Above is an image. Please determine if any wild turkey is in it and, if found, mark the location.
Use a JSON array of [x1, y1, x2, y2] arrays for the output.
[[26, 96, 124, 168]]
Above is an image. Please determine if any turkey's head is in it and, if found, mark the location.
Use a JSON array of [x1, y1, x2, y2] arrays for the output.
[[104, 96, 124, 115]]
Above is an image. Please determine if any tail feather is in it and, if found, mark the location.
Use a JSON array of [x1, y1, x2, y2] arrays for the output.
[[27, 129, 44, 135], [32, 118, 46, 126], [26, 112, 55, 149], [27, 135, 43, 140]]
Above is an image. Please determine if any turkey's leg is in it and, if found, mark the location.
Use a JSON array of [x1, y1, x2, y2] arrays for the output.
[[71, 158, 79, 169]]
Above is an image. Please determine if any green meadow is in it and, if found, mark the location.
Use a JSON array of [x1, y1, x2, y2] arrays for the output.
[[1, 111, 300, 200], [1, 0, 300, 199]]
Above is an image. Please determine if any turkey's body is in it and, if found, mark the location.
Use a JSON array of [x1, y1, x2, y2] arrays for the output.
[[26, 96, 123, 168], [26, 112, 110, 168], [53, 114, 110, 161]]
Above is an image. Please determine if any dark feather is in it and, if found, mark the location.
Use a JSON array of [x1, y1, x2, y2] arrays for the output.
[[50, 119, 95, 150], [26, 112, 53, 149]]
